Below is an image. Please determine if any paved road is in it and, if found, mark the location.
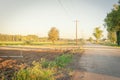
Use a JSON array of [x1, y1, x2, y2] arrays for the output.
[[74, 43, 120, 80]]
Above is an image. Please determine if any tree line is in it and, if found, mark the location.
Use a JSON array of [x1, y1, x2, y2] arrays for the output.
[[0, 27, 59, 44], [0, 34, 40, 42]]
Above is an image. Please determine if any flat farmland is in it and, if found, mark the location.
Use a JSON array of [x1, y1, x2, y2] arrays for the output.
[[0, 46, 83, 80]]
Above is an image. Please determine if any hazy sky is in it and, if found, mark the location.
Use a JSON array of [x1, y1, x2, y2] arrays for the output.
[[0, 0, 118, 39]]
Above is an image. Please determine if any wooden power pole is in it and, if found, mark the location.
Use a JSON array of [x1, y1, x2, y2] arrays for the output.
[[75, 20, 78, 45]]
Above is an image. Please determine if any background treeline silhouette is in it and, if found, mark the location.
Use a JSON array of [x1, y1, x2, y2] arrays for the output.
[[0, 33, 45, 42], [0, 33, 75, 42]]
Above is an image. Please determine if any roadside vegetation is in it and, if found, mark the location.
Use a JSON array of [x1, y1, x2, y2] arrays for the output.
[[0, 49, 83, 80], [12, 54, 73, 80], [93, 27, 103, 43], [104, 0, 120, 46], [98, 0, 120, 47], [99, 41, 120, 47], [88, 0, 120, 47], [0, 46, 84, 80]]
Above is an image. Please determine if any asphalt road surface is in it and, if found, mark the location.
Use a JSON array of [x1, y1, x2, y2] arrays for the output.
[[74, 43, 120, 80]]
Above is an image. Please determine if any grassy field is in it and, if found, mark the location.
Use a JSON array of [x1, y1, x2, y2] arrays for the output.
[[0, 41, 84, 46]]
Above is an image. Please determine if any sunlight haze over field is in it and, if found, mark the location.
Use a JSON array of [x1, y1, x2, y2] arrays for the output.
[[0, 0, 118, 39]]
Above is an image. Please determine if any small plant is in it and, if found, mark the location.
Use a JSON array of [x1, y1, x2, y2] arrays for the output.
[[41, 58, 51, 68], [41, 54, 73, 69], [12, 61, 55, 80], [40, 58, 56, 68], [55, 54, 72, 68]]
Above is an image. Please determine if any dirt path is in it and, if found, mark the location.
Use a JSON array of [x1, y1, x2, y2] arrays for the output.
[[73, 43, 120, 80]]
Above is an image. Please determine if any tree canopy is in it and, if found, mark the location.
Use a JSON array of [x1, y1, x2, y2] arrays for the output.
[[104, 5, 120, 31], [48, 27, 59, 44], [93, 27, 103, 43], [107, 31, 117, 43], [104, 0, 120, 45]]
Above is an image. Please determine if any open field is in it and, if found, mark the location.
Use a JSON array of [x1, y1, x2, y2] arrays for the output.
[[0, 41, 85, 46], [0, 46, 83, 80], [0, 41, 74, 46]]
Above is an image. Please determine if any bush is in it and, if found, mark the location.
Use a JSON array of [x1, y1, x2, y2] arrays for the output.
[[12, 61, 55, 80], [41, 54, 73, 69], [55, 54, 72, 68], [12, 54, 73, 80]]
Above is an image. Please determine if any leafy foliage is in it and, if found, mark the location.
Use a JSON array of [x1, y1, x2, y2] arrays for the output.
[[104, 3, 120, 32], [48, 27, 59, 44], [41, 54, 73, 68], [104, 1, 120, 45], [55, 54, 72, 68], [13, 61, 55, 80], [93, 27, 103, 43], [108, 31, 117, 43]]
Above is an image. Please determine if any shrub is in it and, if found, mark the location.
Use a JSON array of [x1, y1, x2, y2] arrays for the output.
[[12, 54, 73, 80], [12, 61, 55, 80], [55, 54, 72, 68], [41, 54, 73, 69], [40, 58, 56, 69]]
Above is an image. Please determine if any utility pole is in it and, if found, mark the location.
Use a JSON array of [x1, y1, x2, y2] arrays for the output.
[[75, 20, 79, 45]]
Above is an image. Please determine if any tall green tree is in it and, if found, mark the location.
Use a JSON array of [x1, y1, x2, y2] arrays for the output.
[[108, 31, 117, 44], [48, 27, 59, 44], [104, 0, 120, 45], [93, 27, 103, 43]]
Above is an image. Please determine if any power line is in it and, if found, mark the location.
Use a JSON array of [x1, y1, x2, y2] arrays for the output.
[[57, 0, 80, 43], [56, 0, 72, 20]]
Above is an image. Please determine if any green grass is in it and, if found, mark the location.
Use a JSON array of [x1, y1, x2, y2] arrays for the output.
[[0, 41, 83, 46], [0, 41, 24, 45]]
